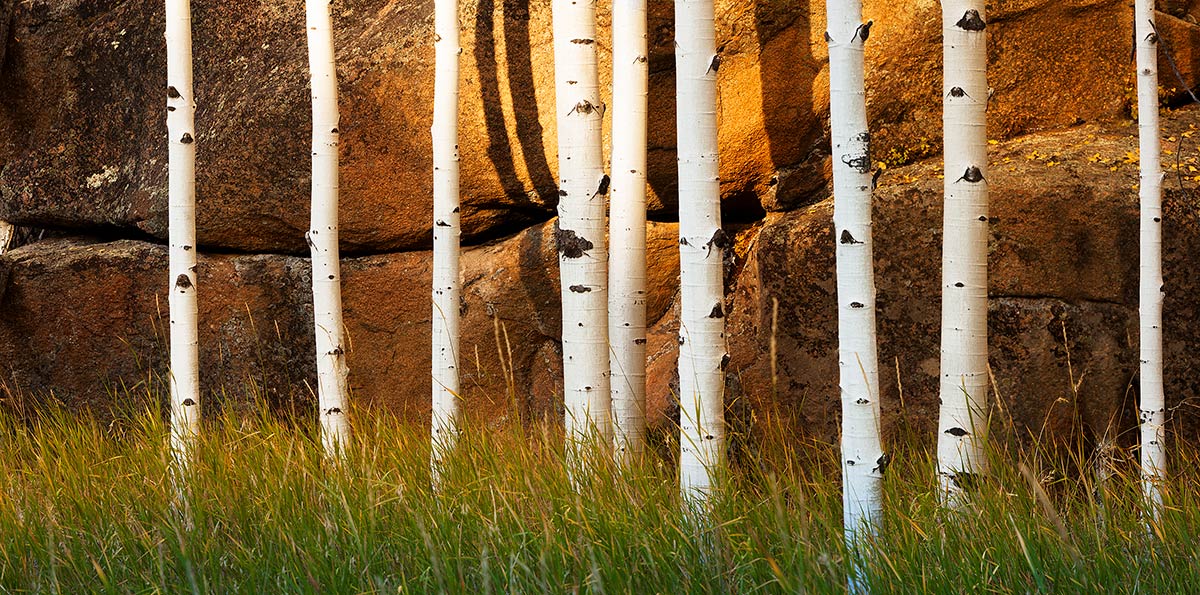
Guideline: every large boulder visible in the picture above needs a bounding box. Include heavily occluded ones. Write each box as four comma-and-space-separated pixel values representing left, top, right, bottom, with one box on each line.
0, 219, 683, 422
7, 109, 1200, 448
0, 0, 1184, 252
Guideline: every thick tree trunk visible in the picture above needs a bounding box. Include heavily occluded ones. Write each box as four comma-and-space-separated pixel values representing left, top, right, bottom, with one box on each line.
936, 0, 989, 500
675, 0, 726, 502
306, 0, 351, 457
166, 0, 200, 459
553, 0, 610, 446
826, 1, 883, 547
1135, 0, 1165, 516
430, 0, 462, 477
609, 0, 649, 462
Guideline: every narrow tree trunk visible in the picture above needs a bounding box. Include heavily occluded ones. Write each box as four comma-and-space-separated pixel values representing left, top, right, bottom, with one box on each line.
936, 0, 989, 500
553, 0, 610, 446
166, 0, 200, 459
430, 0, 462, 478
609, 0, 649, 462
0, 222, 14, 255
1135, 0, 1165, 517
676, 0, 726, 502
306, 0, 351, 457
827, 1, 883, 547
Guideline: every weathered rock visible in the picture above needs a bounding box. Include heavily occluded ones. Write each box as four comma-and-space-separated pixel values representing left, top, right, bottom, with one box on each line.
0, 0, 1187, 251
0, 220, 683, 423
723, 113, 1200, 449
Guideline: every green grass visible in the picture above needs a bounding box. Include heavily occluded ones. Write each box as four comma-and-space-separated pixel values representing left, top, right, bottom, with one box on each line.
0, 404, 1197, 594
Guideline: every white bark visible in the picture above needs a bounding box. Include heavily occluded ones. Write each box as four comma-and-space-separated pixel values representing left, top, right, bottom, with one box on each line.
430, 0, 462, 476
553, 0, 610, 445
827, 2, 883, 546
166, 0, 200, 459
676, 0, 726, 502
936, 0, 989, 499
306, 0, 351, 457
0, 221, 14, 255
1135, 0, 1165, 516
609, 0, 649, 462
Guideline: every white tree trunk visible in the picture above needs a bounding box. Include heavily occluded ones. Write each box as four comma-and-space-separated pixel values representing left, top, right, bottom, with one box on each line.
166, 0, 200, 459
676, 0, 726, 502
936, 0, 989, 499
553, 0, 610, 445
430, 0, 462, 477
0, 221, 14, 255
609, 0, 649, 462
827, 2, 883, 546
1135, 0, 1165, 516
306, 0, 351, 457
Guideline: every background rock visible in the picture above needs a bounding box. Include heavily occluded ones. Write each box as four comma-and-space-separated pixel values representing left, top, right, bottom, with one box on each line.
0, 0, 1184, 252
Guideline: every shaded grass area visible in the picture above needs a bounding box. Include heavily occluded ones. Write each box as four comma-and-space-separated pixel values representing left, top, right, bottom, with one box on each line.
0, 404, 1198, 594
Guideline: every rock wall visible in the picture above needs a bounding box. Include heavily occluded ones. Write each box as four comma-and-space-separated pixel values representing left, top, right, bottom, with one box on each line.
4, 0, 1200, 449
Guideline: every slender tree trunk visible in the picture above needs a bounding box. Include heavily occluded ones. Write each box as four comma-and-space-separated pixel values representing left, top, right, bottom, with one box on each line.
609, 0, 649, 462
936, 0, 989, 500
166, 0, 200, 459
827, 2, 883, 547
306, 0, 351, 457
1135, 0, 1165, 516
430, 0, 462, 478
553, 0, 610, 446
0, 222, 14, 255
676, 0, 726, 502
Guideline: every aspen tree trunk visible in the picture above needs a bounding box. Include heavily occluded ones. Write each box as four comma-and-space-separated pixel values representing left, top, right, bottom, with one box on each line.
826, 1, 883, 547
0, 222, 14, 255
935, 0, 989, 499
609, 0, 649, 462
676, 0, 727, 502
166, 0, 200, 459
553, 0, 611, 446
1135, 0, 1165, 516
430, 0, 462, 477
306, 0, 351, 457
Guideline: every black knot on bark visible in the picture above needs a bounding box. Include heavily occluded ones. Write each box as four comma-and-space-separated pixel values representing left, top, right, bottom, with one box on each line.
944, 427, 970, 437
840, 229, 863, 245
677, 335, 686, 345
634, 338, 647, 345
720, 353, 731, 370
954, 282, 965, 288
570, 100, 598, 115
850, 302, 865, 309
569, 284, 592, 293
824, 31, 833, 43
181, 398, 196, 407
873, 453, 890, 475
707, 54, 722, 74
596, 174, 611, 196
326, 407, 342, 415
708, 303, 724, 318
706, 228, 731, 253
842, 153, 871, 173
174, 274, 193, 289
856, 20, 873, 42
957, 166, 985, 183
558, 189, 568, 197
949, 86, 966, 98
180, 133, 194, 144
555, 225, 594, 259
956, 9, 986, 31
435, 219, 451, 227
570, 38, 595, 44
167, 86, 181, 99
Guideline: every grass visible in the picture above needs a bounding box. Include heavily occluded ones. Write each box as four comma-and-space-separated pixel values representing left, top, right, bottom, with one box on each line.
0, 402, 1197, 594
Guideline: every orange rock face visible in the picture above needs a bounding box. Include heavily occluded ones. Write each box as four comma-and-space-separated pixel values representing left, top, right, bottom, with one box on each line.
0, 0, 1183, 251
